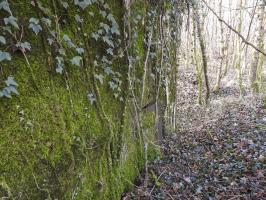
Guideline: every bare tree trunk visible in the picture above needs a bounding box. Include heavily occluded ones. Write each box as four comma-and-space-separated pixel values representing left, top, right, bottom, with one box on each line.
235, 0, 244, 98
194, 8, 210, 104
186, 19, 192, 69
223, 0, 233, 77
192, 15, 203, 105
173, 12, 183, 131
214, 0, 225, 92
250, 1, 265, 92
243, 0, 259, 72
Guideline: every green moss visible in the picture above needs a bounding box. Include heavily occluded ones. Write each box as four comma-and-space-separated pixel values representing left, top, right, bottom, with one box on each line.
0, 1, 157, 199
0, 55, 151, 199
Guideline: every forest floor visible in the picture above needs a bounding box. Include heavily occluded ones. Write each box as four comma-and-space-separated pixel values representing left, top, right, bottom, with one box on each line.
123, 68, 266, 200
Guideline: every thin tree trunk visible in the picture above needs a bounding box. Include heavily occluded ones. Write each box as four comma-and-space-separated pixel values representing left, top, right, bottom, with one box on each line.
250, 1, 265, 92
192, 15, 203, 105
214, 0, 225, 92
194, 9, 210, 104
243, 0, 259, 72
235, 0, 244, 98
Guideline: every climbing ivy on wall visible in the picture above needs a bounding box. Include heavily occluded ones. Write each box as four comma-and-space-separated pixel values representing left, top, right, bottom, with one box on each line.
0, 0, 188, 199
0, 0, 19, 98
0, 0, 124, 101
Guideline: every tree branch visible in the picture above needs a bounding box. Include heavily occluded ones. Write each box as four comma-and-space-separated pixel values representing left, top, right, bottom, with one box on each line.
201, 0, 266, 57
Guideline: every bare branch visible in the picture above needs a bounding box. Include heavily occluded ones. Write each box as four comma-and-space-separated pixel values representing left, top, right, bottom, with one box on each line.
201, 0, 266, 57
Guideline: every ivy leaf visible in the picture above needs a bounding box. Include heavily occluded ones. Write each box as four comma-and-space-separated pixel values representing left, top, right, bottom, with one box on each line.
104, 66, 113, 75
70, 56, 82, 66
116, 72, 122, 77
106, 48, 113, 55
111, 24, 120, 35
6, 86, 19, 95
93, 60, 98, 66
107, 14, 116, 23
136, 15, 142, 20
29, 17, 39, 24
95, 74, 104, 84
74, 0, 92, 10
67, 40, 76, 49
2, 88, 11, 98
0, 1, 11, 14
16, 42, 31, 51
56, 65, 63, 74
5, 76, 18, 87
56, 56, 64, 63
102, 36, 114, 48
4, 16, 19, 29
100, 10, 107, 18
0, 36, 6, 44
41, 17, 51, 27
97, 29, 104, 35
3, 26, 12, 34
109, 81, 117, 90
47, 38, 53, 45
61, 1, 69, 9
87, 92, 95, 105
29, 18, 42, 35
63, 34, 75, 48
103, 3, 109, 9
91, 32, 100, 41
76, 47, 84, 55
59, 48, 66, 56
75, 14, 83, 23
101, 56, 109, 64
150, 52, 156, 58
0, 51, 11, 61
100, 23, 110, 33
63, 34, 71, 42
55, 56, 64, 74
113, 77, 121, 84
36, 2, 51, 15
21, 42, 31, 51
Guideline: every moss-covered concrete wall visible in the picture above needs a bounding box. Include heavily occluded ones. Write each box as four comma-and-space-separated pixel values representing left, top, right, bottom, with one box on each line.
0, 0, 156, 199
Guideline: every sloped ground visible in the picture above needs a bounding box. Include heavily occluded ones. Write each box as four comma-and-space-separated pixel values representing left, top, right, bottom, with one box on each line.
123, 68, 266, 200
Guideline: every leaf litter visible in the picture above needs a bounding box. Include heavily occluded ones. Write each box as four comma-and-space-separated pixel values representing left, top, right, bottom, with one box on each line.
123, 69, 266, 200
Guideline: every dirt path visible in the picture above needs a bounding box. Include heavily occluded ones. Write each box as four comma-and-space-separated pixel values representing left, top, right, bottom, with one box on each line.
123, 69, 266, 200
124, 98, 265, 200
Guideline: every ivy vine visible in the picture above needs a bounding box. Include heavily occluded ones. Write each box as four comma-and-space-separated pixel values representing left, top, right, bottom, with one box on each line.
0, 0, 124, 102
